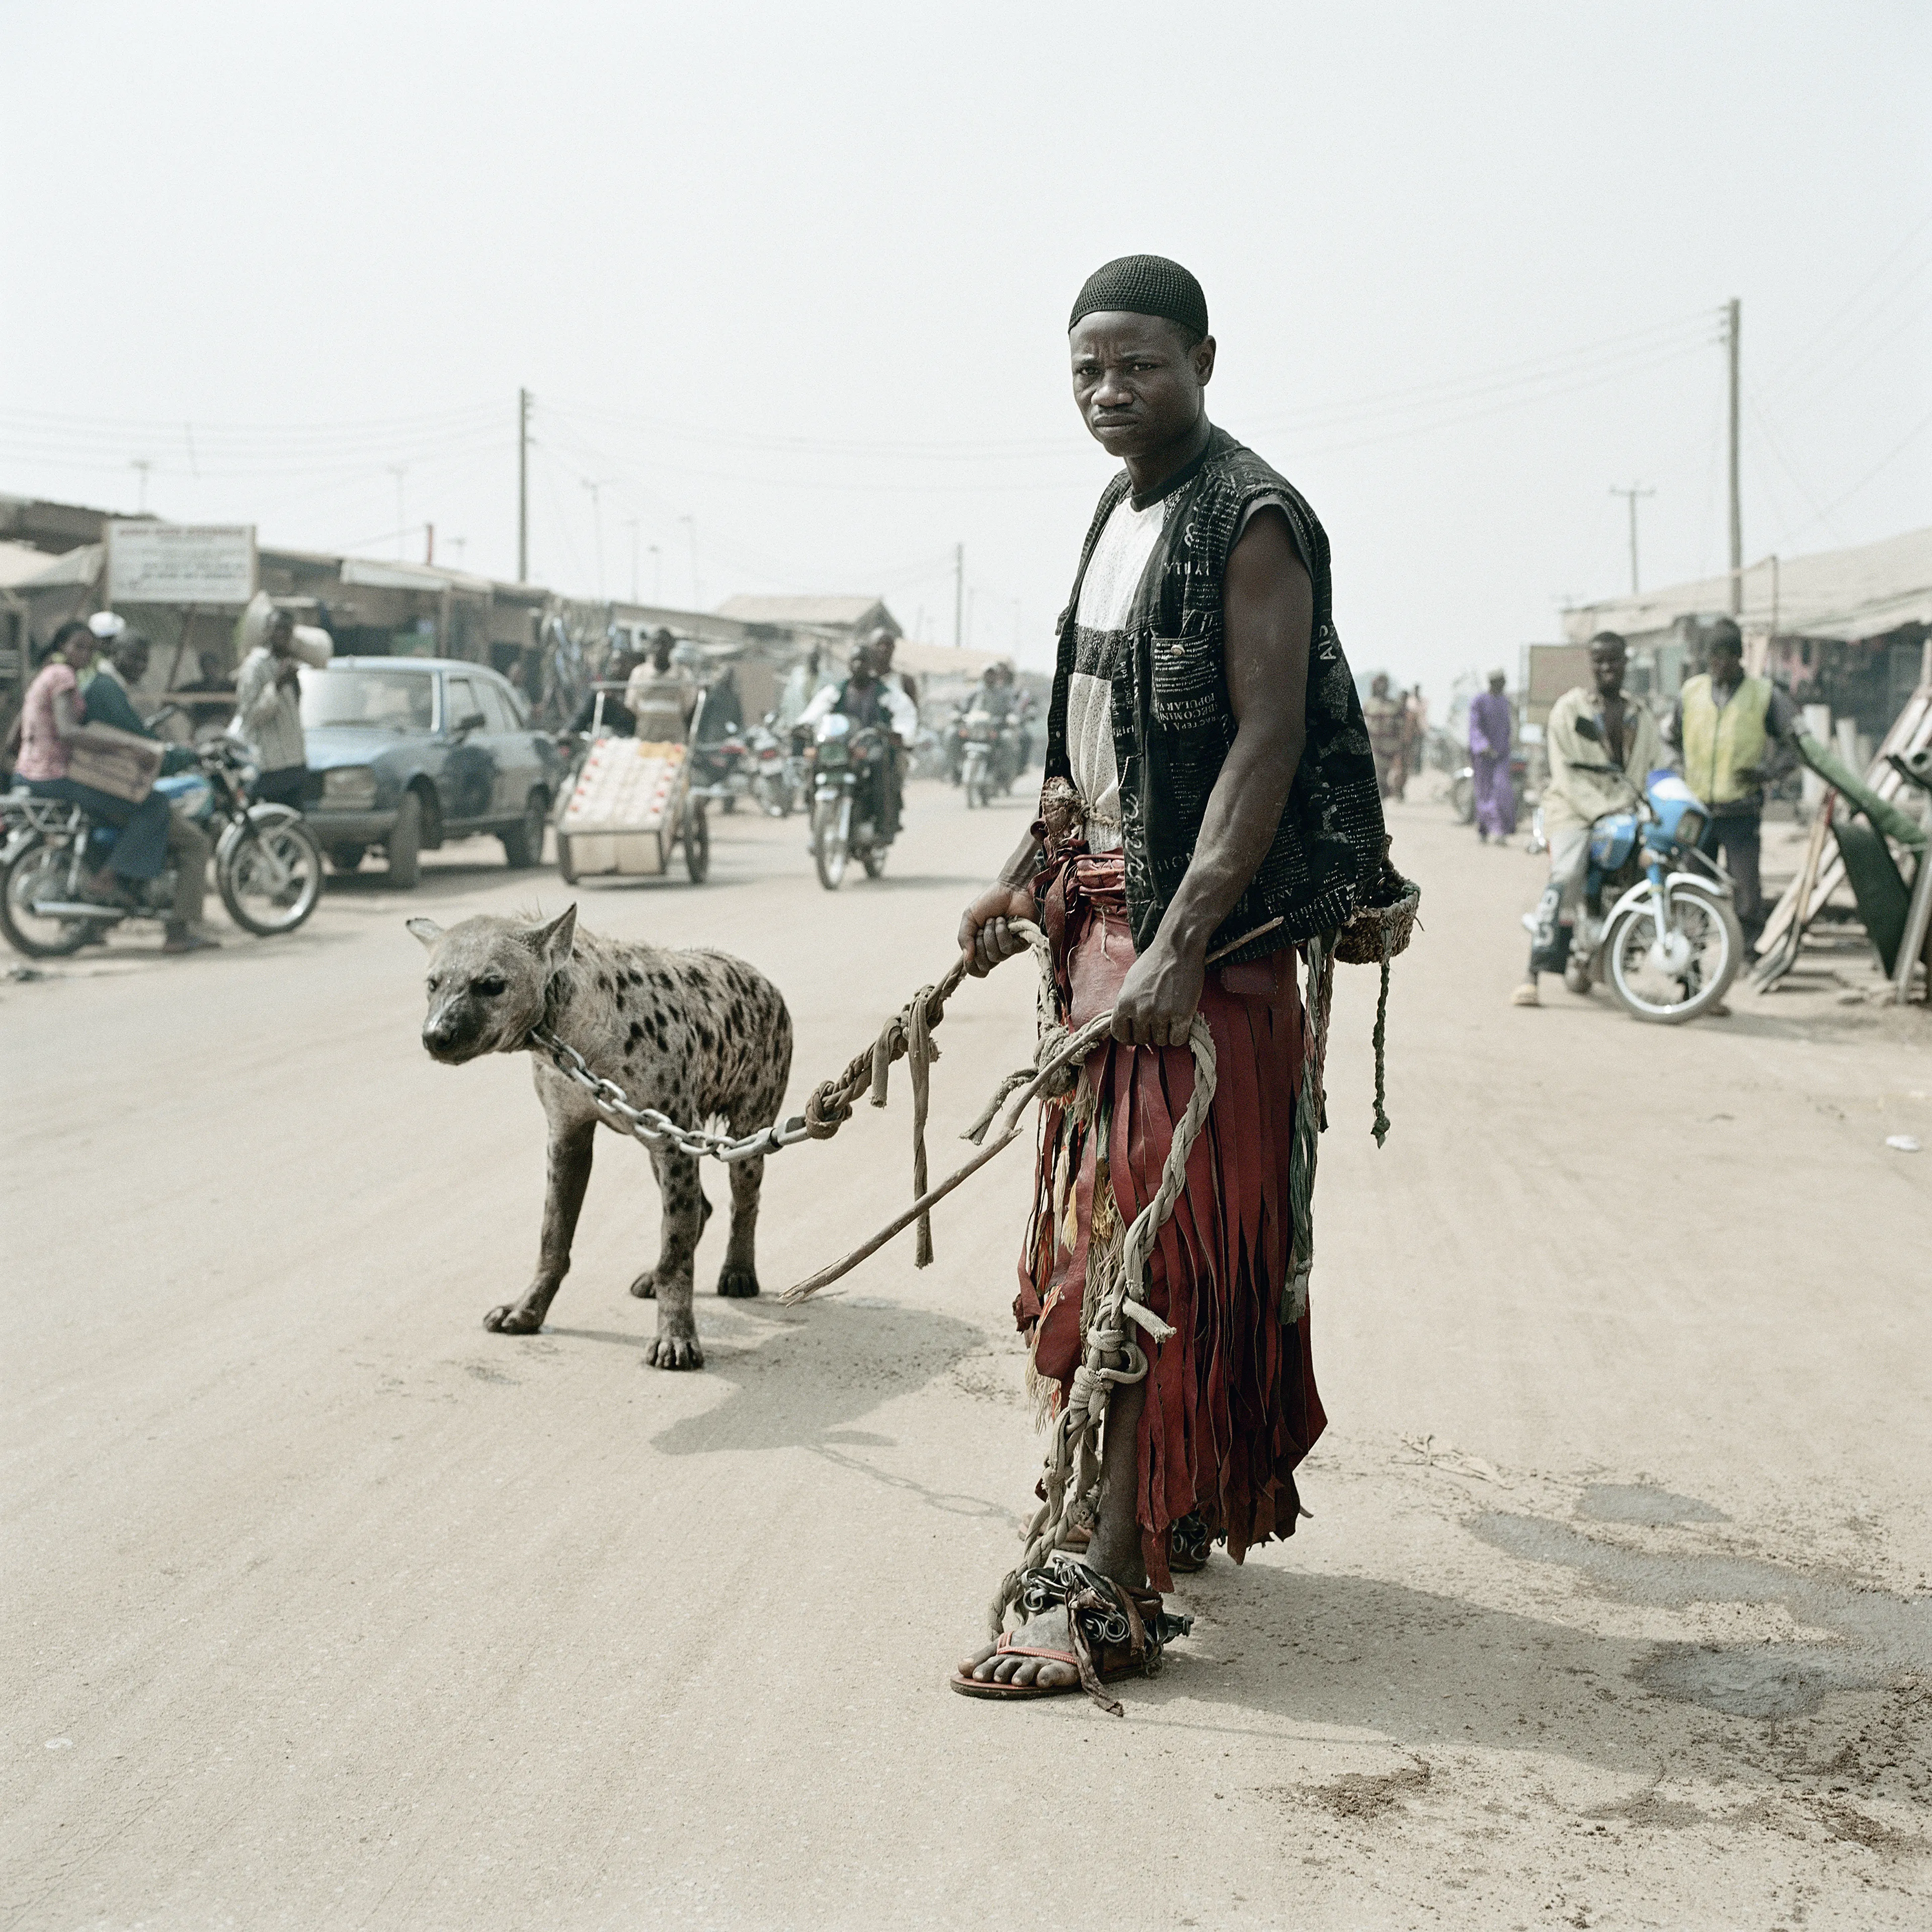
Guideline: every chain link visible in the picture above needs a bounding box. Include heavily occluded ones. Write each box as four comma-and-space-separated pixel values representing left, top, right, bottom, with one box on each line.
530, 1028, 814, 1164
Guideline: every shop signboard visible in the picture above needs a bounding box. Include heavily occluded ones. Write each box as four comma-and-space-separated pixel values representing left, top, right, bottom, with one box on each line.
106, 522, 258, 606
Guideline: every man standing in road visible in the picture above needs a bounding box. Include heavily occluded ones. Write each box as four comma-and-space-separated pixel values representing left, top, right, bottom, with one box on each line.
624, 628, 696, 744
1468, 670, 1517, 842
1512, 631, 1663, 1007
1363, 672, 1406, 799
953, 254, 1386, 1704
232, 598, 326, 810
1664, 619, 1799, 955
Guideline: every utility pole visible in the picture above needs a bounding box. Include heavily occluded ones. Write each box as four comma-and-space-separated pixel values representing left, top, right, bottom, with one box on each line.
1609, 484, 1655, 594
425, 522, 435, 567
517, 387, 531, 583
130, 458, 153, 512
582, 478, 613, 598
1724, 298, 1742, 616
953, 542, 963, 649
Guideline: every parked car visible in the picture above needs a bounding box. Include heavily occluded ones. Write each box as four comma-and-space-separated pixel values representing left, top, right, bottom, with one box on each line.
298, 657, 564, 887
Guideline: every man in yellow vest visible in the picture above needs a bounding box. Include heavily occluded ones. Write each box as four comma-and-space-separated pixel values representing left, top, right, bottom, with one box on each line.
1666, 619, 1801, 953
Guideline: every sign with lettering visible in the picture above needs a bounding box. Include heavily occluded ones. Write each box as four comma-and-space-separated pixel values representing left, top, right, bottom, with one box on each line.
106, 522, 258, 606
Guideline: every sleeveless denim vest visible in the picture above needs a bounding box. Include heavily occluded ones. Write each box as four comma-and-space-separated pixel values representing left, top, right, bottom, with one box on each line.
1043, 427, 1386, 961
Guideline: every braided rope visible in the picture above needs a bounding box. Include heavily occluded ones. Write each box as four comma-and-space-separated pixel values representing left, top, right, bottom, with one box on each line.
989, 1013, 1217, 1635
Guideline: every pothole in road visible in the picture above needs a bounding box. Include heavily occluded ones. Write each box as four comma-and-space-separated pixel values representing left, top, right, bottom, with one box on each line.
1473, 1512, 1932, 1718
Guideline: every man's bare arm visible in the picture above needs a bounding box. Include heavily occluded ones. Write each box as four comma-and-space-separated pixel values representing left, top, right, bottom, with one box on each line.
957, 827, 1042, 976
1110, 507, 1311, 1044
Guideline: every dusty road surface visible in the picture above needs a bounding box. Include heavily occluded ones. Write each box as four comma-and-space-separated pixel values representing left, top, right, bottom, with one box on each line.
6, 781, 1930, 1930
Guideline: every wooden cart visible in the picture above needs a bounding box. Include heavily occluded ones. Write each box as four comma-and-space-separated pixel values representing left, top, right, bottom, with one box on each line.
555, 730, 709, 885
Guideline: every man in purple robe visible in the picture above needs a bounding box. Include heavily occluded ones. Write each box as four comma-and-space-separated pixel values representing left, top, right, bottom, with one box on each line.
1468, 670, 1516, 842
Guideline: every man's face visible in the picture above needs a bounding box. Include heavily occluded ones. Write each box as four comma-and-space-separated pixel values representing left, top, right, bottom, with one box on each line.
115, 642, 150, 684
849, 648, 875, 684
1489, 674, 1507, 695
199, 653, 222, 681
1591, 648, 1627, 700
269, 615, 295, 657
1710, 643, 1743, 686
1371, 675, 1389, 698
1070, 313, 1213, 461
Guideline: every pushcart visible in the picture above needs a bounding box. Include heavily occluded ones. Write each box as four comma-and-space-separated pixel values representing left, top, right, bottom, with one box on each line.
555, 686, 709, 886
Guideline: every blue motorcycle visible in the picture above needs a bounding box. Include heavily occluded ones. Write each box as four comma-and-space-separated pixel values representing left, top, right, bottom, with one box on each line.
1527, 768, 1744, 1023
2, 730, 323, 958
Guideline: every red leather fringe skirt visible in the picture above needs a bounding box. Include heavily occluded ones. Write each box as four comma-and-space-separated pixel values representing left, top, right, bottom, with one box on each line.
1016, 853, 1325, 1592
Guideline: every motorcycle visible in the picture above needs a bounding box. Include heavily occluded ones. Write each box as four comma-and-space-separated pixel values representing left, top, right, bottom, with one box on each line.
808, 713, 893, 890
959, 707, 1021, 809
1451, 749, 1529, 826
2, 735, 324, 958
1522, 765, 1743, 1023
689, 733, 751, 813
746, 714, 794, 818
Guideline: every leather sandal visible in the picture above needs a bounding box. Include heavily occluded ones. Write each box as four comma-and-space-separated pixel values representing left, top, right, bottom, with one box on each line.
949, 1554, 1191, 1713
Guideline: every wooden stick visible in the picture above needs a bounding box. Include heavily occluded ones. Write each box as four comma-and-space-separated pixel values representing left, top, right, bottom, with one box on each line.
780, 1120, 1029, 1303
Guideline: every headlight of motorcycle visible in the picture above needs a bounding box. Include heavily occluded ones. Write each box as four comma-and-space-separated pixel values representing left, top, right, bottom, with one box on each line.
1675, 810, 1704, 849
322, 766, 378, 809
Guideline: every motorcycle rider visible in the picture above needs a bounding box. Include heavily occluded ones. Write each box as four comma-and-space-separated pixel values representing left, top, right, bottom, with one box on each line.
863, 628, 918, 820
998, 661, 1035, 772
80, 632, 219, 953
1512, 631, 1663, 1007
797, 639, 918, 836
959, 662, 1023, 793
15, 622, 212, 954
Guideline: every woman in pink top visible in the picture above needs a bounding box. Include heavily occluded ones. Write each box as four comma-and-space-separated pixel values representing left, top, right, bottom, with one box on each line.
16, 620, 174, 903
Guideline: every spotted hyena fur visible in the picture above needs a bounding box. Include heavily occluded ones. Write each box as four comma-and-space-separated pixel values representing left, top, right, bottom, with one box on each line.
410, 905, 793, 1370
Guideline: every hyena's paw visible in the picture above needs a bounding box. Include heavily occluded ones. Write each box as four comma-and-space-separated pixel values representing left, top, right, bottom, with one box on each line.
717, 1265, 760, 1299
645, 1328, 705, 1371
628, 1269, 658, 1300
484, 1301, 544, 1334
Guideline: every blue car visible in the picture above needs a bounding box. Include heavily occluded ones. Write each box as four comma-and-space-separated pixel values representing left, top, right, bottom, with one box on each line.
298, 657, 563, 888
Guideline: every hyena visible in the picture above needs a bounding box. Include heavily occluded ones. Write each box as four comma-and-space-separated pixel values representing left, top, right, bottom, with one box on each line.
410, 905, 792, 1369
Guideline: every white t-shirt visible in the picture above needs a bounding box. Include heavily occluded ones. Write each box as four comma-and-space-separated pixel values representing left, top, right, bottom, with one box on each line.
1063, 487, 1289, 851
1065, 495, 1169, 851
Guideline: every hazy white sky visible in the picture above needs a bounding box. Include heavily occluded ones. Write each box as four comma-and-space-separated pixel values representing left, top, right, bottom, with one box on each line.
5, 2, 1928, 688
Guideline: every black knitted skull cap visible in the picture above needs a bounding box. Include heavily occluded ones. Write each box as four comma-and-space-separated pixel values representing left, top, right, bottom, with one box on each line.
1069, 255, 1209, 341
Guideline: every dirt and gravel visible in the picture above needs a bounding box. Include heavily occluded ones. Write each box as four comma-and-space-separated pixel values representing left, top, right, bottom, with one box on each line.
5, 781, 1928, 1929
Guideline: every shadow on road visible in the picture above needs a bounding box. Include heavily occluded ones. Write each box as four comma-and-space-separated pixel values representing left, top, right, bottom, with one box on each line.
1128, 1517, 1930, 1807
647, 1297, 987, 1459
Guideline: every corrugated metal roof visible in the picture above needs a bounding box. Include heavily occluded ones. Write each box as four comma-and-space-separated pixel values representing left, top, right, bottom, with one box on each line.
1563, 526, 1932, 644
713, 595, 899, 631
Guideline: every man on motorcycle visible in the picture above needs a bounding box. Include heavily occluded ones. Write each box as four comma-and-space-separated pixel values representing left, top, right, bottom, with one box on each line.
797, 640, 918, 835
15, 622, 214, 954
81, 633, 219, 952
1512, 631, 1663, 1007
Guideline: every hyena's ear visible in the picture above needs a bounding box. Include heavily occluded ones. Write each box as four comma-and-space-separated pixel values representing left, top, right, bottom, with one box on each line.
407, 917, 443, 950
527, 904, 577, 962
